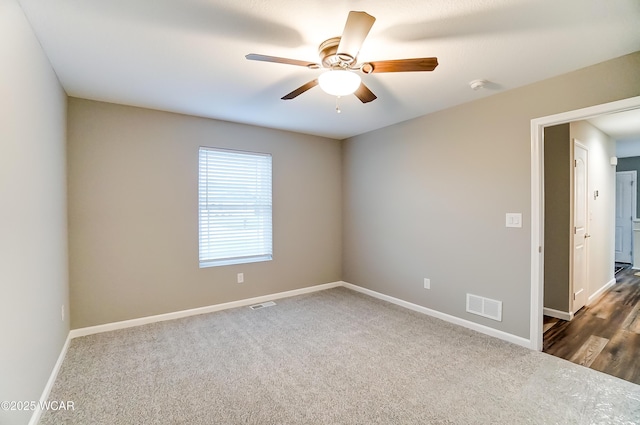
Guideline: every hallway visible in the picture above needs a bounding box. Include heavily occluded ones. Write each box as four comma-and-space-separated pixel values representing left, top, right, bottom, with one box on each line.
543, 267, 640, 384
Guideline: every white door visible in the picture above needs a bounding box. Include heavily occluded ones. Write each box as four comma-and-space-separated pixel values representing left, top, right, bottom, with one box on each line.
615, 171, 635, 264
573, 141, 589, 313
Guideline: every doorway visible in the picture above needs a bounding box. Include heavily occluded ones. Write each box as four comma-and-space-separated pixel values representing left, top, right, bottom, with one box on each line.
530, 95, 640, 351
615, 170, 636, 265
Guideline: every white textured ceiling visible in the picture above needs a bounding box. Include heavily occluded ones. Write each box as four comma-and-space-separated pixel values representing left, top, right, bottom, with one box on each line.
17, 0, 640, 140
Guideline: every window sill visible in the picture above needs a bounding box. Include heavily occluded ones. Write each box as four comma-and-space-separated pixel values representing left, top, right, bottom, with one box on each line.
199, 255, 272, 268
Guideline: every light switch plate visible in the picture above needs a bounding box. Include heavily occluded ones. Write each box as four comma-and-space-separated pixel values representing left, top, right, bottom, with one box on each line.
506, 213, 522, 228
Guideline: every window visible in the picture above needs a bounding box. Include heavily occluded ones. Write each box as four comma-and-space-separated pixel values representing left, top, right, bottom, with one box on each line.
198, 147, 272, 267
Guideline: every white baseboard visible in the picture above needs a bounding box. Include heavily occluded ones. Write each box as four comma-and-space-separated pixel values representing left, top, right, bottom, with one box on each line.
70, 281, 342, 339
39, 278, 537, 424
28, 334, 71, 425
69, 280, 533, 350
543, 307, 573, 321
588, 278, 616, 305
341, 282, 532, 349
542, 277, 616, 321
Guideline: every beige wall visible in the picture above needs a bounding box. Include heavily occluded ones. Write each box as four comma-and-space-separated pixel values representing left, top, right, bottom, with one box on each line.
67, 99, 342, 328
544, 124, 571, 312
0, 1, 69, 424
343, 52, 640, 339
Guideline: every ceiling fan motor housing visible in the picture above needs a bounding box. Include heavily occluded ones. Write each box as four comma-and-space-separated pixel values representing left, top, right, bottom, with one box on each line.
319, 37, 354, 68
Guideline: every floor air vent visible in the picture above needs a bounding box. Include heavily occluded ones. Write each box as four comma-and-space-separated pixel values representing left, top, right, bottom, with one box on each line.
249, 301, 276, 310
466, 294, 502, 321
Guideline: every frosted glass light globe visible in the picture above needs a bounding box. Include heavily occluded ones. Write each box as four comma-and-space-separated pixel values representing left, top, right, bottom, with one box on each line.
318, 70, 361, 96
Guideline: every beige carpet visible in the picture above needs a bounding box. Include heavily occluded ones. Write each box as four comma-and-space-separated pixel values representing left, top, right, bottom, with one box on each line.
40, 287, 640, 424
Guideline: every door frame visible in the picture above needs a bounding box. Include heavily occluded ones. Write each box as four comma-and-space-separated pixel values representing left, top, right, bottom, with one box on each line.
615, 170, 637, 264
530, 95, 640, 351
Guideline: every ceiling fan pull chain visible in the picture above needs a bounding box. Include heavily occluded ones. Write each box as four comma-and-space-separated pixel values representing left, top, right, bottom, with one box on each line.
335, 96, 342, 114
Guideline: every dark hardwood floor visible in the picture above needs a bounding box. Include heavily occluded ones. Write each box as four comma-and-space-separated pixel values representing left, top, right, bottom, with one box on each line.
543, 266, 640, 385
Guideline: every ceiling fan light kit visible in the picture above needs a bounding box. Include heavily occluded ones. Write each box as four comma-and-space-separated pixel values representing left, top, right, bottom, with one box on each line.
318, 70, 361, 96
246, 10, 439, 109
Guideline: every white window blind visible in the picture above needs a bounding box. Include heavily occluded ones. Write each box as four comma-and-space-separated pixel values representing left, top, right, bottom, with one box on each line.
198, 147, 272, 268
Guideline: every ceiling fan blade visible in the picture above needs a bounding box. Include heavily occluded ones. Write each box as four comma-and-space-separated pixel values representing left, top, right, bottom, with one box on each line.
354, 82, 377, 103
337, 11, 376, 61
367, 57, 439, 73
281, 79, 319, 100
246, 54, 319, 69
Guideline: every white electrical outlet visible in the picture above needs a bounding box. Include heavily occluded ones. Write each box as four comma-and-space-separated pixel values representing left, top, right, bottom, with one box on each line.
424, 278, 430, 289
61, 305, 65, 321
237, 273, 244, 284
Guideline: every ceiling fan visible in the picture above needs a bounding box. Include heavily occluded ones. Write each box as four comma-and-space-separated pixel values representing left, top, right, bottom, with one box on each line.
246, 11, 438, 105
